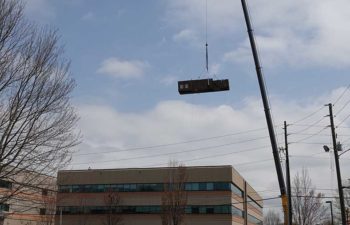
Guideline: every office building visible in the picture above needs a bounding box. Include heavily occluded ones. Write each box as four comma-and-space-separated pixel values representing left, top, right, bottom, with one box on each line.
0, 171, 56, 225
56, 165, 263, 225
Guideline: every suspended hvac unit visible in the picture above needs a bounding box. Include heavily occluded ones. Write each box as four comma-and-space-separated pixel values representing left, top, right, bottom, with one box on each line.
178, 78, 229, 95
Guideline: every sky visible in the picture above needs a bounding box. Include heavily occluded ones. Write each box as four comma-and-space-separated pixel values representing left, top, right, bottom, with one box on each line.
24, 0, 350, 215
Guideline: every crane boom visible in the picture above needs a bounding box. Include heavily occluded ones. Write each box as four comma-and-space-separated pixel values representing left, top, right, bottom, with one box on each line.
240, 0, 288, 224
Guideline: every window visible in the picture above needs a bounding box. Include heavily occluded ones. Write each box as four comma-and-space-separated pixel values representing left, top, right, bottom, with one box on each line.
0, 204, 9, 212
40, 208, 46, 215
231, 183, 243, 196
231, 206, 243, 217
130, 184, 137, 191
191, 183, 199, 191
72, 185, 80, 193
199, 207, 206, 214
206, 207, 214, 214
191, 207, 199, 214
59, 185, 71, 193
199, 183, 207, 191
248, 197, 262, 209
0, 180, 12, 189
97, 184, 105, 192
206, 182, 214, 190
248, 214, 263, 225
42, 189, 48, 196
214, 182, 230, 191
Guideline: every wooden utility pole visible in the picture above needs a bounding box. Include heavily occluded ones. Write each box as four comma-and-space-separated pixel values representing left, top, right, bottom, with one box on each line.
284, 121, 292, 225
327, 103, 347, 225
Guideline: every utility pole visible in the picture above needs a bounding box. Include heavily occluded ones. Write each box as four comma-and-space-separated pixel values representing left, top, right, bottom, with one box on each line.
240, 0, 288, 223
327, 103, 347, 225
284, 121, 292, 225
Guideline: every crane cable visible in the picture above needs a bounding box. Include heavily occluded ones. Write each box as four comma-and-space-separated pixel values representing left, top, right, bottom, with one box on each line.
205, 0, 209, 73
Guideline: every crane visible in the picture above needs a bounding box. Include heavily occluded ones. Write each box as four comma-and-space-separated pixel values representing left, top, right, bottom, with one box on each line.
240, 0, 289, 224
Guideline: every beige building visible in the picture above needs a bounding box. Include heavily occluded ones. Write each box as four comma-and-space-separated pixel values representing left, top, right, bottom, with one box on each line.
56, 165, 263, 225
0, 171, 56, 225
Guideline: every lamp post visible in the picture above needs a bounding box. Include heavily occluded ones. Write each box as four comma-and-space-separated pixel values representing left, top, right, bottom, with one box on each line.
326, 201, 334, 225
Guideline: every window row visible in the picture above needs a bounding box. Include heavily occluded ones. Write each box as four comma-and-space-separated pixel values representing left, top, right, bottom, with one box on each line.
248, 197, 263, 209
247, 214, 263, 225
59, 182, 242, 196
58, 205, 242, 216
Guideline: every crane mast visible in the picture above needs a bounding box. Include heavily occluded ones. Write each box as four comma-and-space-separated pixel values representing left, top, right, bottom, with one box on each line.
240, 0, 289, 224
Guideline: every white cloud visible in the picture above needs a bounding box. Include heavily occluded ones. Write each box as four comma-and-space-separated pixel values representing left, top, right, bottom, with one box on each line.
97, 58, 149, 79
173, 29, 198, 43
72, 86, 350, 211
165, 0, 350, 68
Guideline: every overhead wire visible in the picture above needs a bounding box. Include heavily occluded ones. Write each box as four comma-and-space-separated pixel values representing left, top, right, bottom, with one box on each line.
161, 152, 273, 169
74, 127, 274, 156
289, 117, 326, 135
336, 112, 350, 127
334, 98, 350, 116
290, 106, 325, 125
333, 84, 350, 106
289, 126, 328, 144
75, 135, 272, 158
72, 144, 272, 166
290, 124, 329, 128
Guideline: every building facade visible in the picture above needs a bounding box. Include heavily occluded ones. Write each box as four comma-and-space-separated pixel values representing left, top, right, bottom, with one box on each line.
56, 165, 263, 225
0, 171, 56, 225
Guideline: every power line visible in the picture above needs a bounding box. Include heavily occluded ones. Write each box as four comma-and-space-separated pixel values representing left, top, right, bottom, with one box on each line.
289, 133, 350, 137
74, 128, 273, 156
290, 124, 328, 128
289, 142, 329, 145
290, 106, 325, 125
333, 84, 350, 106
72, 144, 271, 166
337, 112, 350, 127
290, 126, 328, 143
289, 117, 326, 134
143, 148, 273, 168
335, 99, 350, 116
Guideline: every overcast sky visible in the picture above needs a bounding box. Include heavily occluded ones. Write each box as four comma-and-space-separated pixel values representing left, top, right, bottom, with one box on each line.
24, 0, 350, 213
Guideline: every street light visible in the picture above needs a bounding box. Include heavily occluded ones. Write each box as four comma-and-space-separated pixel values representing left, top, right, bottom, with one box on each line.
326, 201, 334, 225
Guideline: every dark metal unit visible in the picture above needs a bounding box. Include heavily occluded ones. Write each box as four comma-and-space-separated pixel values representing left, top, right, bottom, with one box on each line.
178, 79, 229, 95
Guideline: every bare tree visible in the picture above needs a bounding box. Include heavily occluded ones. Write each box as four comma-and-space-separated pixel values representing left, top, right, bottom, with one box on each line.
264, 210, 281, 225
102, 189, 123, 225
38, 190, 56, 225
292, 168, 327, 225
161, 161, 188, 225
0, 0, 79, 203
